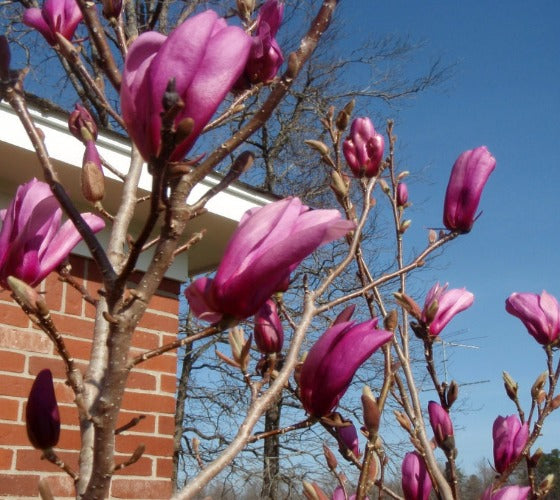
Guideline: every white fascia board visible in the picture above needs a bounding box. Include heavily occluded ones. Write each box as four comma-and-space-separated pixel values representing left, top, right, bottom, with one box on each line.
0, 101, 271, 218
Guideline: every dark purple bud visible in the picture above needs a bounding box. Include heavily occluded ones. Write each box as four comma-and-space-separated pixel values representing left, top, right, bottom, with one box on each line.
102, 0, 122, 19
26, 369, 60, 450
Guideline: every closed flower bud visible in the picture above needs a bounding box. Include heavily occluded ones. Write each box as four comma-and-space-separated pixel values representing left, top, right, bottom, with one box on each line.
254, 299, 284, 354
397, 183, 408, 207
394, 410, 411, 433
336, 421, 360, 458
229, 327, 251, 371
237, 0, 256, 20
26, 369, 60, 450
493, 415, 529, 473
528, 448, 543, 467
399, 219, 412, 234
537, 473, 554, 497
502, 371, 518, 402
69, 104, 98, 143
81, 141, 105, 202
393, 292, 423, 321
443, 146, 496, 233
362, 386, 380, 436
402, 452, 432, 500
305, 139, 330, 156
481, 485, 531, 500
398, 170, 410, 180
7, 276, 49, 315
101, 0, 122, 19
428, 229, 438, 244
551, 394, 560, 410
383, 309, 398, 332
330, 170, 349, 199
343, 117, 384, 178
332, 304, 356, 325
335, 100, 355, 131
446, 380, 459, 408
428, 401, 455, 454
531, 371, 548, 400
323, 443, 338, 470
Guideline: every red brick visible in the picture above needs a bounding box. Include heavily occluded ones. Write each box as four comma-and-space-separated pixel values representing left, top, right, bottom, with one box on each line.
58, 404, 80, 427
116, 412, 156, 435
127, 371, 157, 392
131, 351, 176, 374
53, 380, 76, 404
56, 428, 81, 451
121, 391, 175, 414
0, 302, 30, 328
0, 372, 33, 398
160, 374, 177, 394
113, 455, 153, 476
50, 313, 94, 340
158, 415, 175, 437
0, 350, 26, 373
64, 337, 93, 361
138, 311, 178, 333
65, 283, 85, 316
0, 473, 41, 495
0, 422, 31, 446
111, 478, 172, 499
69, 254, 87, 280
0, 397, 20, 421
28, 355, 71, 379
16, 449, 79, 473
0, 447, 13, 469
43, 271, 64, 312
131, 330, 160, 350
0, 327, 50, 353
147, 293, 179, 316
44, 473, 76, 496
115, 433, 173, 456
156, 457, 173, 478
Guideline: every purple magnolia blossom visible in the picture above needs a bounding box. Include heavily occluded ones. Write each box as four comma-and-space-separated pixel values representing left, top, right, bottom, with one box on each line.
23, 0, 83, 46
0, 179, 105, 287
493, 415, 529, 473
401, 451, 432, 500
299, 319, 392, 417
505, 291, 560, 345
254, 299, 284, 354
243, 0, 284, 84
397, 182, 408, 207
336, 422, 360, 457
421, 282, 474, 336
121, 10, 252, 161
481, 485, 531, 500
26, 369, 60, 450
428, 401, 454, 449
443, 146, 496, 233
342, 117, 385, 178
185, 197, 355, 322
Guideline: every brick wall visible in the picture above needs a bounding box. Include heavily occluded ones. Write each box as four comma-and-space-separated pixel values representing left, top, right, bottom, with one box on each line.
0, 255, 180, 499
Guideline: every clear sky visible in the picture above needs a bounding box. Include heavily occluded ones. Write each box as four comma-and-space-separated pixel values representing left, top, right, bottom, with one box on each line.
339, 1, 560, 473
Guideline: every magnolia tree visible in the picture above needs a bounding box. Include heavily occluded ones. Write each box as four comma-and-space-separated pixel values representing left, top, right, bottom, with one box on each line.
0, 0, 558, 499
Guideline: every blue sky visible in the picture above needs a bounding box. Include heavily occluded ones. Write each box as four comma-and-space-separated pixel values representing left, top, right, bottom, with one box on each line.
338, 1, 560, 473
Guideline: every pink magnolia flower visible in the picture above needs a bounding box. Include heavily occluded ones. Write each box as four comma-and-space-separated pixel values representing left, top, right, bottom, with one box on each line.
23, 0, 83, 46
428, 401, 454, 450
120, 10, 252, 161
493, 415, 529, 473
0, 179, 105, 287
331, 487, 366, 500
185, 197, 355, 322
254, 299, 284, 354
342, 117, 385, 178
401, 451, 432, 500
505, 291, 560, 345
481, 485, 531, 500
243, 0, 284, 85
443, 146, 496, 233
26, 369, 60, 450
299, 319, 392, 417
397, 182, 408, 207
421, 282, 474, 336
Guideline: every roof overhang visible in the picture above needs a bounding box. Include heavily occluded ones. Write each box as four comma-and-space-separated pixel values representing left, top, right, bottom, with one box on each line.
0, 101, 273, 281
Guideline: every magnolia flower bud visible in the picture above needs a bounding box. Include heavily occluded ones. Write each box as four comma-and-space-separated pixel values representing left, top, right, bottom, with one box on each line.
428, 229, 438, 244
531, 371, 548, 400
304, 139, 330, 156
228, 327, 251, 372
397, 183, 408, 207
393, 292, 423, 321
399, 219, 412, 234
446, 381, 459, 408
394, 410, 411, 432
81, 141, 105, 202
102, 0, 122, 19
362, 386, 380, 436
68, 104, 98, 143
335, 100, 355, 131
7, 276, 49, 315
323, 444, 338, 470
503, 371, 518, 401
538, 474, 554, 497
330, 170, 350, 199
26, 369, 60, 450
383, 310, 398, 332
